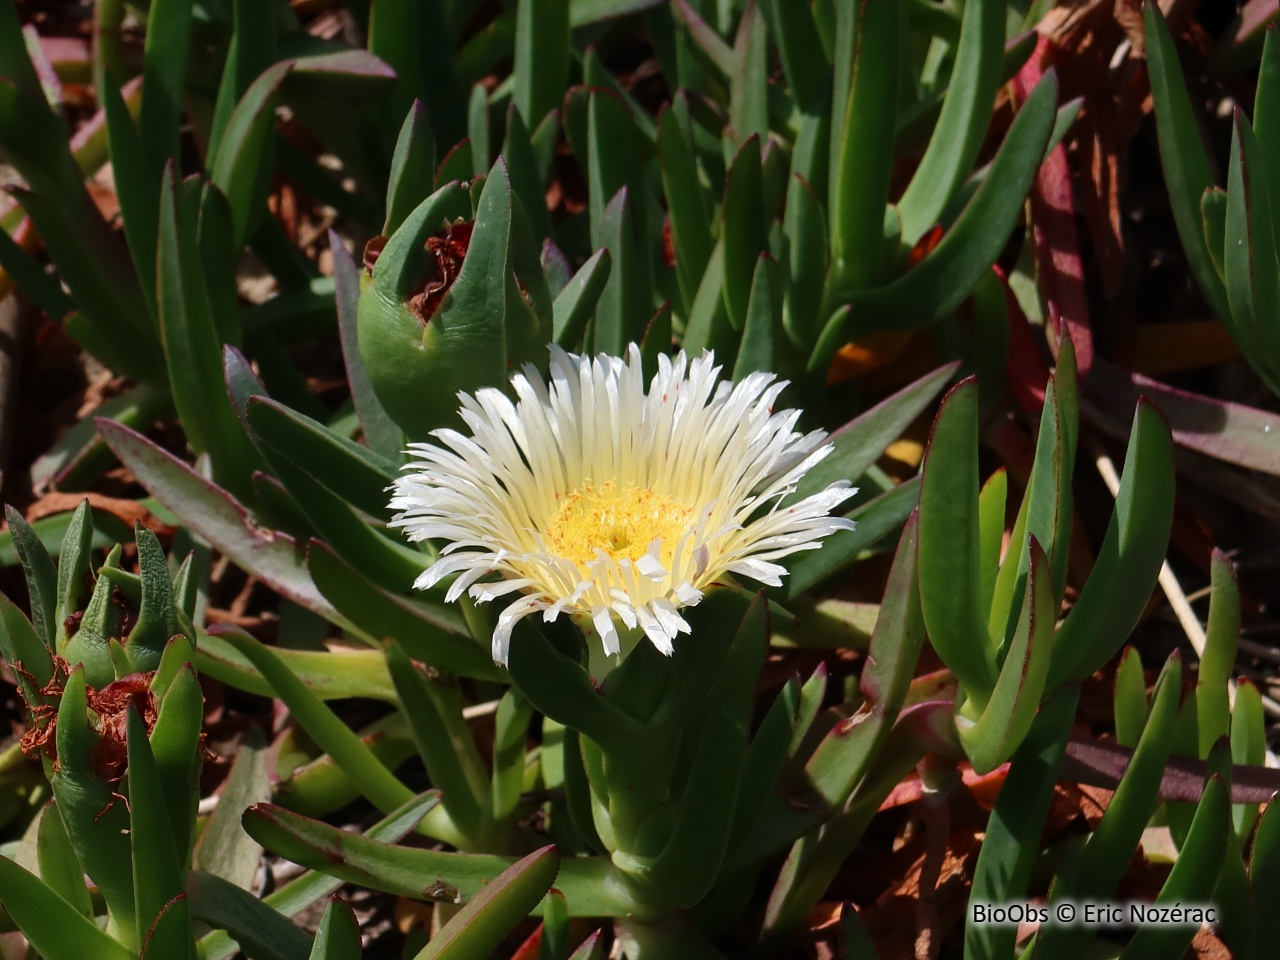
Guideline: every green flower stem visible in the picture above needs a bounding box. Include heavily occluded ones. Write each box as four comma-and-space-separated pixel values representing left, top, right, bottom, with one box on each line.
597, 733, 678, 860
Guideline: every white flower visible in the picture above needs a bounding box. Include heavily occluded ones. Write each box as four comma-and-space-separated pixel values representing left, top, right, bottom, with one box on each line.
389, 345, 856, 665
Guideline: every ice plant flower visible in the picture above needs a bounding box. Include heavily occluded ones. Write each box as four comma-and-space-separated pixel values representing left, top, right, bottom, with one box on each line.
389, 345, 856, 665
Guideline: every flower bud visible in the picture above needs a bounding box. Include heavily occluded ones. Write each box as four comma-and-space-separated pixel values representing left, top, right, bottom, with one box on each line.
358, 158, 552, 440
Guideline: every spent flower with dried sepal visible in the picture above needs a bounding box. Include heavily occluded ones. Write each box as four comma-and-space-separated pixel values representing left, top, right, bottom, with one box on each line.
389, 344, 856, 665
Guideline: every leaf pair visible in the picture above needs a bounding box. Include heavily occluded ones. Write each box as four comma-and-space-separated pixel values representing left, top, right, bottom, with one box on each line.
918, 340, 1174, 772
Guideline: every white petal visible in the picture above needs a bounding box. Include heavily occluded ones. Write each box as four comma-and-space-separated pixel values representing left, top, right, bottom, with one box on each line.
493, 595, 545, 665
593, 605, 620, 656
389, 341, 854, 665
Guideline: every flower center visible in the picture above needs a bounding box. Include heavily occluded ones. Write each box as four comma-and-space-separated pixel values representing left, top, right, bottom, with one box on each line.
543, 481, 693, 569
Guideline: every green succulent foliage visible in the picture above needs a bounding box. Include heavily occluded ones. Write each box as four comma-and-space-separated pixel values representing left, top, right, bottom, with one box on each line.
1148, 3, 1280, 398
358, 156, 555, 440
917, 338, 1176, 772
0, 521, 459, 960
1, 2, 1270, 959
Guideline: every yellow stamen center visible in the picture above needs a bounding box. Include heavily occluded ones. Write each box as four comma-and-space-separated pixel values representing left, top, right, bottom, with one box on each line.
543, 481, 693, 569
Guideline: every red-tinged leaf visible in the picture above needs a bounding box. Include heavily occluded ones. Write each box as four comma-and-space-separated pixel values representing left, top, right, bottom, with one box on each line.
95, 419, 344, 625
994, 265, 1049, 414
918, 378, 997, 699
1061, 736, 1280, 803
567, 930, 605, 960
289, 49, 396, 85
414, 847, 560, 960
805, 512, 925, 806
509, 923, 542, 960
1084, 359, 1280, 476
670, 0, 735, 75
1012, 36, 1093, 378
242, 803, 632, 916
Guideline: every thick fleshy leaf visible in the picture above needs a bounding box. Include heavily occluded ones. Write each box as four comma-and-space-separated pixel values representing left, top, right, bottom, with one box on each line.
210, 61, 294, 249
1249, 797, 1280, 954
491, 688, 534, 824
788, 363, 958, 506
1084, 359, 1280, 476
0, 855, 131, 960
782, 173, 829, 345
194, 726, 271, 891
896, 0, 1004, 242
1035, 654, 1184, 957
148, 649, 204, 863
187, 871, 311, 960
1049, 400, 1174, 681
680, 240, 734, 356
729, 3, 767, 146
128, 710, 195, 960
761, 701, 955, 940
964, 687, 1078, 960
125, 525, 183, 669
384, 100, 436, 235
246, 427, 422, 593
808, 72, 1058, 366
0, 591, 51, 702
917, 378, 994, 698
306, 542, 497, 681
197, 794, 436, 960
1145, 2, 1230, 322
195, 639, 396, 705
243, 803, 634, 916
1198, 551, 1239, 759
507, 619, 646, 748
988, 373, 1070, 648
215, 630, 422, 822
571, 0, 665, 26
553, 247, 611, 348
100, 71, 159, 320
503, 104, 553, 242
308, 898, 362, 960
1119, 778, 1229, 959
1231, 678, 1265, 838
35, 802, 92, 917
657, 101, 713, 310
208, 0, 276, 166
592, 187, 648, 355
732, 254, 779, 381
721, 136, 766, 332
758, 0, 824, 108
785, 477, 920, 598
632, 600, 769, 908
156, 166, 260, 493
726, 682, 798, 856
329, 235, 402, 458
384, 640, 488, 839
1113, 646, 1148, 749
1223, 109, 1280, 393
274, 716, 416, 818
412, 847, 560, 959
51, 666, 136, 932
246, 394, 396, 515
976, 469, 1007, 615
805, 511, 924, 806
96, 420, 342, 624
1079, 654, 1181, 892
138, 0, 191, 179
514, 0, 569, 129
828, 0, 898, 290
670, 0, 734, 75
